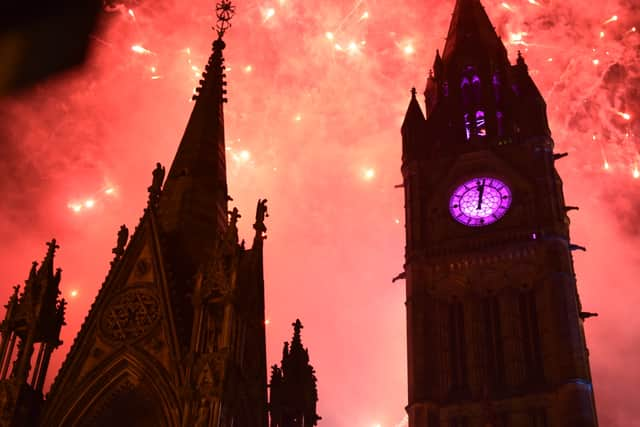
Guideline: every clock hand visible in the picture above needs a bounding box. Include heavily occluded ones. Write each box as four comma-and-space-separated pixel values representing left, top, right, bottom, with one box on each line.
477, 180, 485, 210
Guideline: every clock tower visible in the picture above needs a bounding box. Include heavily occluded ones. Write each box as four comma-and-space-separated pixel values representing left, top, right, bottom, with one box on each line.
401, 0, 598, 426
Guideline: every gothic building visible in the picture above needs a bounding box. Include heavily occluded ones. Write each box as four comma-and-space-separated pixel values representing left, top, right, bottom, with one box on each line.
0, 2, 277, 426
268, 320, 320, 427
401, 0, 598, 426
0, 241, 66, 427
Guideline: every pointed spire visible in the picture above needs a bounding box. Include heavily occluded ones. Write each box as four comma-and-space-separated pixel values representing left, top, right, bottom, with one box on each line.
402, 87, 426, 131
28, 261, 38, 282
38, 239, 59, 277
433, 49, 443, 79
158, 1, 236, 247
442, 0, 508, 66
290, 318, 303, 350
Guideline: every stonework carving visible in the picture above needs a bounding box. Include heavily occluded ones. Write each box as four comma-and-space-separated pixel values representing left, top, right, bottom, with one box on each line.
100, 288, 160, 343
135, 259, 150, 278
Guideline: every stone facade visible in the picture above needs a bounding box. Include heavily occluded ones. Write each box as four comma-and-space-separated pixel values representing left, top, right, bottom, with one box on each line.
401, 1, 599, 426
0, 7, 270, 426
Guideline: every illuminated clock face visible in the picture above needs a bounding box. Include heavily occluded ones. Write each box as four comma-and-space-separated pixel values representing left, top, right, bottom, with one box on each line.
449, 177, 512, 227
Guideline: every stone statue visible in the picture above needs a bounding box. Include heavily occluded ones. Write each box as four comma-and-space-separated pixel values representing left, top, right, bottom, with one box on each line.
148, 162, 165, 204
253, 199, 268, 235
112, 225, 129, 257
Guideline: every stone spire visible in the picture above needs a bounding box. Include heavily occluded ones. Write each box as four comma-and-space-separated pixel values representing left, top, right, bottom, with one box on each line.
158, 1, 235, 253
0, 240, 66, 427
402, 87, 425, 132
441, 0, 509, 67
269, 319, 320, 427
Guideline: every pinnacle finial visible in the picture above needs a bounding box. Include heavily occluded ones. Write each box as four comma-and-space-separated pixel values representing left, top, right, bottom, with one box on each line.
516, 50, 528, 71
215, 0, 236, 39
291, 319, 304, 348
410, 87, 417, 98
45, 239, 60, 261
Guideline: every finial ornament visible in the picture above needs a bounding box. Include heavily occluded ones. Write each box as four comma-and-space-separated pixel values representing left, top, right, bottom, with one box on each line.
215, 0, 236, 38
410, 87, 417, 97
46, 239, 60, 260
229, 207, 241, 227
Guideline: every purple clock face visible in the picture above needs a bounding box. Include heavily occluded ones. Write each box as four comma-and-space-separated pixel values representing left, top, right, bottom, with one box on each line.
449, 177, 512, 227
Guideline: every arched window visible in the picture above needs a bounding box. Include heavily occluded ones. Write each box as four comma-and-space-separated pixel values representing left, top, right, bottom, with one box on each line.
475, 110, 486, 137
492, 73, 502, 103
460, 77, 471, 107
463, 113, 472, 141
496, 111, 504, 136
471, 75, 482, 105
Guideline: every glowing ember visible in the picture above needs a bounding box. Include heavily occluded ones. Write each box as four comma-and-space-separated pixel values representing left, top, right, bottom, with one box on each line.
402, 43, 415, 55
347, 41, 360, 55
509, 32, 528, 46
363, 168, 376, 180
131, 44, 152, 54
263, 8, 276, 22
67, 203, 82, 213
234, 149, 251, 163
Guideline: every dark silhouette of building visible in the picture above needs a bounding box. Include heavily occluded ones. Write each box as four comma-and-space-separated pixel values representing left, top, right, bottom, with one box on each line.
0, 241, 66, 427
400, 0, 598, 426
0, 2, 272, 426
268, 319, 320, 427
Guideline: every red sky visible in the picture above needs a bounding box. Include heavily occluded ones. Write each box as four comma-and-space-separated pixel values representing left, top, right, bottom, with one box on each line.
1, 0, 639, 425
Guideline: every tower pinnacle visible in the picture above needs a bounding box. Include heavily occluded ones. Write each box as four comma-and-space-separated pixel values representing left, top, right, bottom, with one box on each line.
158, 0, 236, 257
442, 0, 508, 67
269, 320, 320, 427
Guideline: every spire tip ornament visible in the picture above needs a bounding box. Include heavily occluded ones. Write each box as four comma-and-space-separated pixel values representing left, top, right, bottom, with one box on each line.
214, 0, 236, 39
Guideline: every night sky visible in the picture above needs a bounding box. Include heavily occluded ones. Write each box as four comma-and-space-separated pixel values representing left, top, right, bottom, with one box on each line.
1, 0, 639, 425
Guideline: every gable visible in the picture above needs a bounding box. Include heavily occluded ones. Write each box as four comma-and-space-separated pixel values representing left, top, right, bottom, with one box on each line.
43, 211, 183, 425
